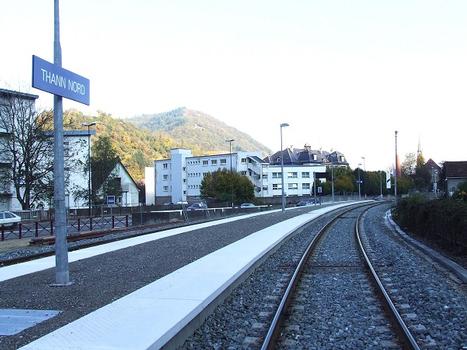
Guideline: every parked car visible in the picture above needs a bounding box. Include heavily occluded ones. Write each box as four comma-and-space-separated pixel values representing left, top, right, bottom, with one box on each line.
240, 203, 256, 208
186, 202, 208, 211
0, 211, 21, 228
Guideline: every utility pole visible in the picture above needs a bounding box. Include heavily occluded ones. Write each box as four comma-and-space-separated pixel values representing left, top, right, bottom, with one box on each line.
379, 171, 383, 198
82, 122, 96, 217
394, 130, 398, 205
313, 171, 317, 204
53, 0, 70, 285
280, 123, 289, 212
357, 165, 362, 200
226, 139, 234, 207
331, 165, 335, 202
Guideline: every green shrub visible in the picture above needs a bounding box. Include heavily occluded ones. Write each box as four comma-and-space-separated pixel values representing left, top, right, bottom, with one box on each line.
394, 195, 467, 248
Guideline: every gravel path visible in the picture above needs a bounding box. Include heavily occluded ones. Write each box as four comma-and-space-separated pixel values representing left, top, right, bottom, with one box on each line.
276, 208, 401, 349
0, 206, 321, 349
361, 204, 467, 349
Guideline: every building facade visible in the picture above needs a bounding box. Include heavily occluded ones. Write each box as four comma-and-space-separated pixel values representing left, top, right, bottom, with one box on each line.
145, 145, 348, 205
59, 130, 95, 209
96, 161, 140, 207
0, 89, 38, 210
0, 88, 98, 210
443, 161, 467, 196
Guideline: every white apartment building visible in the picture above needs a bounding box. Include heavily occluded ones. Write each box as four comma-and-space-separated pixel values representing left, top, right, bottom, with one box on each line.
146, 148, 327, 205
60, 130, 95, 209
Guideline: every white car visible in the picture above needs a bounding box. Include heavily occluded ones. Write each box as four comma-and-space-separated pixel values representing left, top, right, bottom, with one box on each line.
0, 211, 21, 228
240, 203, 256, 208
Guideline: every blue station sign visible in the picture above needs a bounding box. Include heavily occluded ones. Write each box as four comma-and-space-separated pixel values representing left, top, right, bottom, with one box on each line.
32, 55, 90, 105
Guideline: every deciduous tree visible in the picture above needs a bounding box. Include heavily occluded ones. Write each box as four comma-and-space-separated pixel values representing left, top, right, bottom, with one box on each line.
201, 169, 254, 203
0, 94, 53, 209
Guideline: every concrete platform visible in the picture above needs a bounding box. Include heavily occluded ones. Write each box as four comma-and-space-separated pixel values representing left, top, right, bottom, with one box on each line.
0, 207, 288, 283
19, 202, 363, 350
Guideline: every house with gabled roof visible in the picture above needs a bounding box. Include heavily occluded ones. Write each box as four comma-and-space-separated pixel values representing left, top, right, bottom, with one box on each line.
424, 159, 442, 193
443, 161, 467, 196
95, 160, 140, 206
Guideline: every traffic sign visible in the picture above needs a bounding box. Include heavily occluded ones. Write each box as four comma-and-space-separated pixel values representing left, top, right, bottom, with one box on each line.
32, 55, 90, 105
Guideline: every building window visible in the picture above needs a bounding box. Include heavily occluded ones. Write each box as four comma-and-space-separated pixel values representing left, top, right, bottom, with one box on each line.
288, 183, 298, 190
220, 159, 227, 165
302, 172, 310, 178
262, 174, 268, 179
183, 179, 186, 183
211, 159, 217, 165
163, 174, 168, 180
313, 154, 317, 161
183, 167, 186, 171
183, 190, 186, 194
272, 172, 282, 179
288, 172, 298, 178
262, 186, 268, 191
241, 171, 247, 175
272, 183, 282, 190
241, 158, 247, 163
163, 186, 169, 192
163, 163, 168, 169
203, 160, 208, 165
302, 183, 311, 190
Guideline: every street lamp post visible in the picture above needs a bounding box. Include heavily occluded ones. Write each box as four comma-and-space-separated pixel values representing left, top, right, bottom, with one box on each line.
361, 156, 365, 198
394, 131, 398, 205
331, 165, 335, 202
357, 163, 362, 200
225, 139, 235, 207
280, 123, 289, 212
82, 122, 96, 217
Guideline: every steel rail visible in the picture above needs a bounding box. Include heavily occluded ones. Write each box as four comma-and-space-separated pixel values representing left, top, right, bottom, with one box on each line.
260, 204, 372, 350
355, 209, 421, 350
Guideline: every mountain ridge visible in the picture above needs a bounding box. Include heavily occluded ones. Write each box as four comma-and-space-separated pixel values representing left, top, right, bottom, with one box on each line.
127, 107, 271, 155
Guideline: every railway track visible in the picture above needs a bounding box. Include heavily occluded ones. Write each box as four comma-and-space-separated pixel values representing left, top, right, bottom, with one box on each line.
260, 204, 420, 350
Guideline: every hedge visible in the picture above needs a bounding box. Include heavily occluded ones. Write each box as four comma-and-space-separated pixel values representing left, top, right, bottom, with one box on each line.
393, 195, 467, 249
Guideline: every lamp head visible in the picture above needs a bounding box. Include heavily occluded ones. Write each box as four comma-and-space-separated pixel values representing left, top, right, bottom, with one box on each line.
280, 123, 289, 128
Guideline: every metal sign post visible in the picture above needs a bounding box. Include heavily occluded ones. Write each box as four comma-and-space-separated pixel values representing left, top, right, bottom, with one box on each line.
52, 0, 69, 286
32, 0, 90, 285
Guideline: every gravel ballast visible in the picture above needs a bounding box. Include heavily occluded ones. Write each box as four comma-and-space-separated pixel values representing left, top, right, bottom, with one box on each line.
276, 208, 401, 349
361, 204, 467, 349
181, 206, 376, 349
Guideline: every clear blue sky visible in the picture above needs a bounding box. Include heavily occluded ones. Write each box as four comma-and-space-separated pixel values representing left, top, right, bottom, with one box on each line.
2, 0, 466, 170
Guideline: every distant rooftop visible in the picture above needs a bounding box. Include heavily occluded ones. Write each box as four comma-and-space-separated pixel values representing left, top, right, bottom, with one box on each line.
444, 161, 467, 178
0, 88, 38, 100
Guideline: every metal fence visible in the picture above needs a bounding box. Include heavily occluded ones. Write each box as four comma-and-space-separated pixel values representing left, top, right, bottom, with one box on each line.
0, 215, 130, 241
